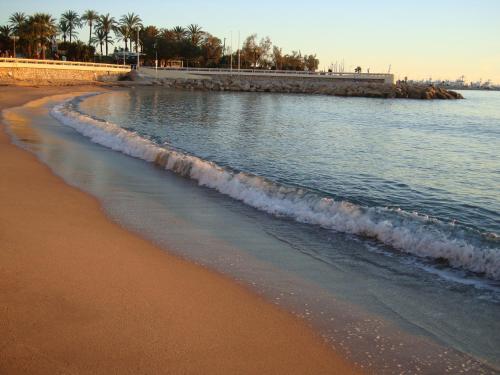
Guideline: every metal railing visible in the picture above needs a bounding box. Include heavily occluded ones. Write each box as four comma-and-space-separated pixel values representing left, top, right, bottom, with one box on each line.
0, 57, 130, 70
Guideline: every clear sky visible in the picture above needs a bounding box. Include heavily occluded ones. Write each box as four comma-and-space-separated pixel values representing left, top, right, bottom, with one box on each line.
1, 0, 499, 83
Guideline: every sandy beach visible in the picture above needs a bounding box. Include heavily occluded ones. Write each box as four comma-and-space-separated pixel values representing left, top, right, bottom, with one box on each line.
0, 86, 359, 374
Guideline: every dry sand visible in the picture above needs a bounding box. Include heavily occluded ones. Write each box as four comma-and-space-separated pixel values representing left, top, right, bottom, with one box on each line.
0, 86, 360, 374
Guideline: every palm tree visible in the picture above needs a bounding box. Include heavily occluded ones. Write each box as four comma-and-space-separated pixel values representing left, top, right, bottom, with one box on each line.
187, 24, 203, 46
92, 28, 106, 57
58, 20, 69, 43
0, 25, 12, 37
160, 28, 175, 41
119, 13, 142, 52
0, 25, 12, 51
9, 12, 26, 36
114, 24, 130, 52
30, 13, 57, 59
81, 10, 99, 46
171, 26, 186, 41
95, 14, 115, 56
8, 12, 26, 56
60, 10, 81, 43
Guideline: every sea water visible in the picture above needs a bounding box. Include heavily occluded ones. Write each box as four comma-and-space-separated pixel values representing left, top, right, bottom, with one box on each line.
5, 88, 500, 373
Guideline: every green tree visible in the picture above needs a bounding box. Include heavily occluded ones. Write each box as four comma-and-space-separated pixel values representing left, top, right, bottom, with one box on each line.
0, 25, 12, 52
119, 13, 142, 52
187, 24, 203, 46
200, 33, 222, 67
58, 40, 95, 61
9, 12, 27, 56
114, 24, 131, 52
160, 28, 175, 41
58, 20, 69, 43
140, 25, 159, 62
282, 51, 304, 71
96, 14, 116, 56
92, 28, 106, 57
81, 10, 99, 46
304, 54, 319, 72
29, 13, 57, 59
60, 10, 80, 43
171, 26, 186, 41
241, 34, 272, 68
8, 12, 26, 36
272, 46, 283, 70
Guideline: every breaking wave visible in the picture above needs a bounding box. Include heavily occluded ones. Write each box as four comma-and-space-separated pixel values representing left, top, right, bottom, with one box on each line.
50, 96, 500, 280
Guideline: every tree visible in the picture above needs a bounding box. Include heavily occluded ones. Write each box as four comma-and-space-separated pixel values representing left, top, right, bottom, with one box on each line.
114, 24, 131, 52
9, 12, 29, 57
282, 51, 304, 71
92, 28, 106, 57
96, 14, 116, 56
241, 34, 272, 68
29, 13, 57, 59
81, 10, 99, 46
272, 46, 283, 70
58, 40, 95, 61
187, 24, 203, 46
171, 26, 186, 41
140, 25, 159, 62
304, 54, 319, 72
9, 12, 26, 36
201, 33, 222, 67
120, 13, 142, 52
258, 36, 272, 68
178, 39, 201, 66
160, 28, 175, 41
0, 25, 12, 52
58, 19, 69, 43
60, 10, 80, 43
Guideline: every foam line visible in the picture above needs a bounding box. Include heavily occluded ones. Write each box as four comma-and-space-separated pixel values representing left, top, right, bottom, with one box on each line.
50, 98, 500, 280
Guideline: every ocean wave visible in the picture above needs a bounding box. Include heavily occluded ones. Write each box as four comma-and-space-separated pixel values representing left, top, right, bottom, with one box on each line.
50, 97, 500, 280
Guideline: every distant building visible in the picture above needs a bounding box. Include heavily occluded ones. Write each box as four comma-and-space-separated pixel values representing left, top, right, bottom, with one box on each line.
157, 59, 183, 68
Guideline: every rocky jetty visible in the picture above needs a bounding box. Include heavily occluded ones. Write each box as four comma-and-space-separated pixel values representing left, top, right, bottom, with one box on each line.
393, 83, 463, 99
128, 73, 463, 100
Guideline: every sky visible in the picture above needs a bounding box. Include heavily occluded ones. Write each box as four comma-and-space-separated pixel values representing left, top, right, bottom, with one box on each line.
1, 0, 499, 83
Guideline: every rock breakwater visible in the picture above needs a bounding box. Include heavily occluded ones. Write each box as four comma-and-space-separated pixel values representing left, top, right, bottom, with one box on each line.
128, 72, 463, 100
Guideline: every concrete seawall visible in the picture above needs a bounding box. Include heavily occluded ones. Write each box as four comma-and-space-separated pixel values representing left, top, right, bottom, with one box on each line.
0, 58, 130, 85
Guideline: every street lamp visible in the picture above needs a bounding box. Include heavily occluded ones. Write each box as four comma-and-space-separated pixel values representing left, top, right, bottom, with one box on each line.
10, 35, 20, 58
154, 41, 158, 78
136, 26, 140, 69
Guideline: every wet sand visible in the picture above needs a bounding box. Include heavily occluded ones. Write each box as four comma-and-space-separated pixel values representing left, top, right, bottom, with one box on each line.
0, 86, 360, 374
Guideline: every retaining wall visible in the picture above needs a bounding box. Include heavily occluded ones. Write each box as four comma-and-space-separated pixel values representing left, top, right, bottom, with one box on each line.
0, 58, 130, 85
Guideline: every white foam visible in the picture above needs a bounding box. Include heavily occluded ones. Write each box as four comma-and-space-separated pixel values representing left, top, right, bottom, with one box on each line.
50, 98, 500, 280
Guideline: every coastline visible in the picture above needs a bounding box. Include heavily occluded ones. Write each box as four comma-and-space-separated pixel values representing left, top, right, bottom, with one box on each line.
0, 86, 359, 374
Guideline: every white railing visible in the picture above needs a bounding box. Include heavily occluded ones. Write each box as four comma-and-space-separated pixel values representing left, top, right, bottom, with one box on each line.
157, 66, 392, 80
0, 57, 130, 70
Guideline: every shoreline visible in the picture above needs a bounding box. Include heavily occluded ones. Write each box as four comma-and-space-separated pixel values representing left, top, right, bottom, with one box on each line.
0, 86, 360, 374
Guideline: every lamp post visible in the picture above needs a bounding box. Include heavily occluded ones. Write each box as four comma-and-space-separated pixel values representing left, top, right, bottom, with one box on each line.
238, 31, 241, 71
10, 35, 20, 58
230, 31, 233, 73
154, 41, 158, 78
136, 26, 140, 69
222, 37, 226, 68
